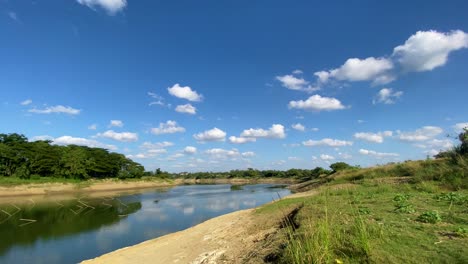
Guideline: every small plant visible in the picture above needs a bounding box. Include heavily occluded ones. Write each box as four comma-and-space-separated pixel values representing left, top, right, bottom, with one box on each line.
393, 202, 415, 214
358, 207, 371, 215
434, 192, 466, 204
416, 211, 442, 224
454, 227, 467, 237
393, 193, 411, 202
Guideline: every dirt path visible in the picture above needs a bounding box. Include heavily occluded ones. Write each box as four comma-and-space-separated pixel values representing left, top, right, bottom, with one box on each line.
81, 208, 266, 264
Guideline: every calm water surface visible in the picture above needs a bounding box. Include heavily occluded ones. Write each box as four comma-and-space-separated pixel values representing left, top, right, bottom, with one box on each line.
0, 184, 290, 263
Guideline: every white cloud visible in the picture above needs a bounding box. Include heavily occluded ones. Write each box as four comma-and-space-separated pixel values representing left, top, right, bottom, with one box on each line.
168, 83, 203, 102
240, 124, 286, 139
359, 149, 399, 157
311, 127, 319, 132
320, 154, 335, 160
288, 156, 301, 161
20, 99, 32, 106
147, 149, 168, 155
291, 123, 305, 132
151, 120, 185, 135
242, 151, 255, 158
292, 69, 303, 74
109, 120, 123, 127
228, 136, 256, 144
184, 146, 197, 154
141, 141, 174, 149
414, 139, 454, 150
54, 136, 117, 150
373, 88, 403, 104
88, 124, 97, 130
453, 122, 468, 132
354, 131, 393, 143
276, 75, 319, 92
28, 105, 80, 115
96, 130, 138, 142
194, 128, 226, 142
315, 57, 394, 85
31, 135, 54, 141
288, 95, 346, 111
398, 126, 443, 142
204, 148, 240, 159
148, 92, 169, 107
175, 104, 197, 115
393, 30, 468, 72
77, 0, 127, 15
303, 138, 353, 147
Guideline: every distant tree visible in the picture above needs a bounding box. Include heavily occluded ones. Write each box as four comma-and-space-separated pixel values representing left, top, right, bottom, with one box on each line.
330, 162, 354, 172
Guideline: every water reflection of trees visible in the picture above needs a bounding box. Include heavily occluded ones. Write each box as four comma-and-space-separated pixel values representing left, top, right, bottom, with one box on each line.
0, 198, 141, 255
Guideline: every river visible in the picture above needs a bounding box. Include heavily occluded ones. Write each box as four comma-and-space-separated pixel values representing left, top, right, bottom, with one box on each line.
0, 184, 290, 264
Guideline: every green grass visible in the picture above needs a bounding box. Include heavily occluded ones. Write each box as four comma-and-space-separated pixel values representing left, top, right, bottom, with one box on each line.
256, 180, 468, 263
0, 176, 85, 186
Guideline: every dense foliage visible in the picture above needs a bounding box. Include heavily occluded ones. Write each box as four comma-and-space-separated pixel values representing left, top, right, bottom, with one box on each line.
0, 133, 144, 179
173, 167, 336, 181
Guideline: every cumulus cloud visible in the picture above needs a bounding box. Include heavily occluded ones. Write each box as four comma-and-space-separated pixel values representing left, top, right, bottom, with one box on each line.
175, 104, 197, 115
414, 139, 454, 150
194, 128, 226, 142
291, 123, 305, 132
31, 135, 54, 141
151, 120, 185, 135
354, 131, 393, 143
320, 154, 335, 160
204, 148, 240, 159
141, 141, 174, 149
288, 95, 346, 111
184, 146, 197, 154
276, 74, 319, 92
20, 99, 32, 106
228, 136, 256, 144
373, 88, 403, 104
240, 124, 286, 139
242, 151, 255, 158
397, 126, 443, 142
88, 124, 97, 130
312, 30, 468, 88
314, 57, 394, 85
359, 148, 399, 157
54, 136, 117, 150
453, 122, 468, 132
96, 130, 138, 142
168, 83, 203, 102
77, 0, 127, 14
303, 138, 353, 147
28, 105, 80, 115
109, 120, 123, 127
393, 30, 468, 72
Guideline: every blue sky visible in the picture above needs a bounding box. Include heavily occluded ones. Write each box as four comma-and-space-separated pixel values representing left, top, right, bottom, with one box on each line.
1, 0, 468, 172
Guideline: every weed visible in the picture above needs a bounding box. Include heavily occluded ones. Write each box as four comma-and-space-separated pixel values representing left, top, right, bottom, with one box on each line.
416, 211, 442, 224
394, 202, 416, 214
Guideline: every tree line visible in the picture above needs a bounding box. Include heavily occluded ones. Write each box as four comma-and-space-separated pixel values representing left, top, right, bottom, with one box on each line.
0, 133, 144, 179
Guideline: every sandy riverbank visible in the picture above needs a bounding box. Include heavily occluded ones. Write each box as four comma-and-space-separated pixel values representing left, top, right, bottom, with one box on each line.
0, 178, 296, 204
81, 189, 317, 264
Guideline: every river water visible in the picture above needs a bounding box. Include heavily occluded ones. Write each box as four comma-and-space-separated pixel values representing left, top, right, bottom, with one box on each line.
0, 184, 290, 264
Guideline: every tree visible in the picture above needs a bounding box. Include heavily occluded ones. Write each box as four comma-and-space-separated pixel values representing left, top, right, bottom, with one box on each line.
330, 162, 354, 172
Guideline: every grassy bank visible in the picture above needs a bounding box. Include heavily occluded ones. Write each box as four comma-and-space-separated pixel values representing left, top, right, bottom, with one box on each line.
253, 157, 468, 263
